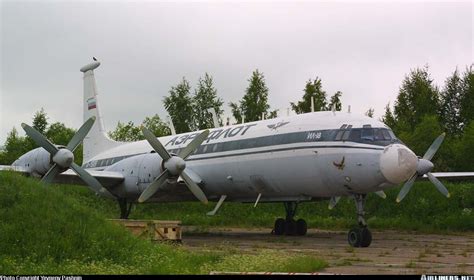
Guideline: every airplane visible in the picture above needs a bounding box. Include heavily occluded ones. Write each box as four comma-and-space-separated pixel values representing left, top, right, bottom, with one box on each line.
3, 59, 474, 248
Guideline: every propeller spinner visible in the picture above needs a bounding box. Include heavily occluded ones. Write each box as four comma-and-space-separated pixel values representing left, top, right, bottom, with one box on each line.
138, 127, 209, 204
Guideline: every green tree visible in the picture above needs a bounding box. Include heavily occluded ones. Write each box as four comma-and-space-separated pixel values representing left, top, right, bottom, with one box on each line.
460, 65, 474, 131
381, 103, 397, 129
393, 66, 440, 132
163, 78, 194, 133
46, 122, 76, 146
327, 91, 342, 111
193, 73, 224, 129
229, 102, 243, 124
1, 128, 30, 164
32, 108, 48, 134
405, 115, 442, 156
231, 69, 272, 123
108, 121, 143, 142
291, 78, 327, 114
439, 69, 463, 136
142, 114, 171, 137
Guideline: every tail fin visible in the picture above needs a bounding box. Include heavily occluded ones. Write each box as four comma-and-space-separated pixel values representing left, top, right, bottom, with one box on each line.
80, 60, 121, 163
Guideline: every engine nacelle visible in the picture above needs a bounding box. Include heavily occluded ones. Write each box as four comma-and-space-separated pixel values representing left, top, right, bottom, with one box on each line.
12, 147, 53, 176
105, 153, 163, 196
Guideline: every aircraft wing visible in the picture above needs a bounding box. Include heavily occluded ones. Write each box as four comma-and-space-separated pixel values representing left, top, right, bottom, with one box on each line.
0, 165, 124, 187
422, 172, 474, 182
50, 169, 124, 187
0, 165, 30, 174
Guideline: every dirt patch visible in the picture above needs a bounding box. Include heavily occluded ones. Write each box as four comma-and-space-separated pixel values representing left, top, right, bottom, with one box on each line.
181, 227, 474, 274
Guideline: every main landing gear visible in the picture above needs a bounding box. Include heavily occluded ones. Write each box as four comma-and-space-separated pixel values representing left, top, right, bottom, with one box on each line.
273, 202, 307, 236
348, 194, 372, 247
118, 198, 133, 219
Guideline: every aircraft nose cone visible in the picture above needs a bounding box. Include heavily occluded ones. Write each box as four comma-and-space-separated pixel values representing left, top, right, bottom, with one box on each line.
380, 144, 418, 184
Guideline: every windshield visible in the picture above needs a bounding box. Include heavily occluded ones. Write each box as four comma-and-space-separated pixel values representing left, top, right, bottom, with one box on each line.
334, 126, 400, 146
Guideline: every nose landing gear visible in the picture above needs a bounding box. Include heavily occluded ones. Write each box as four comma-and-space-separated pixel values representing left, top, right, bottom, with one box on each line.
348, 194, 372, 247
273, 202, 307, 236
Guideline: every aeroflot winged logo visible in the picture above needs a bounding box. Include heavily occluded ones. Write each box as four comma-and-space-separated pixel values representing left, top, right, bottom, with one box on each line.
267, 121, 290, 130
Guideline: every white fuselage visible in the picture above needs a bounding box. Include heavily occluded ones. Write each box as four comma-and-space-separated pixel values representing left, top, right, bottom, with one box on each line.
81, 111, 415, 203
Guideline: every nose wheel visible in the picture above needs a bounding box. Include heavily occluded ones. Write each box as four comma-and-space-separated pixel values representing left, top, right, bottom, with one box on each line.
348, 194, 372, 247
273, 202, 307, 236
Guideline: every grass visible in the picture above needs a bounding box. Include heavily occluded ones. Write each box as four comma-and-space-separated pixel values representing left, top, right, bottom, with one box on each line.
0, 172, 327, 274
0, 171, 473, 274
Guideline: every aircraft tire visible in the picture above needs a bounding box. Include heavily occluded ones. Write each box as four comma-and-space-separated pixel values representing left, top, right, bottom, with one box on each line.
360, 227, 372, 247
274, 218, 285, 235
296, 219, 307, 236
348, 227, 362, 247
284, 219, 297, 236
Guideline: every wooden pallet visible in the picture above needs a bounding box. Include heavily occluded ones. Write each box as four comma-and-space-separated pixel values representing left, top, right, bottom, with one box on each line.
109, 219, 182, 242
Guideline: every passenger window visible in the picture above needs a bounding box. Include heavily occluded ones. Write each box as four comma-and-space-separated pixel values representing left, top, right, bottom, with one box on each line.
208, 144, 215, 153
214, 143, 223, 152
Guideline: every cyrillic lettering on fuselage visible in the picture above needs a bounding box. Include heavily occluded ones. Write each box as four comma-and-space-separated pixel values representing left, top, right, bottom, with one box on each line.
165, 124, 257, 147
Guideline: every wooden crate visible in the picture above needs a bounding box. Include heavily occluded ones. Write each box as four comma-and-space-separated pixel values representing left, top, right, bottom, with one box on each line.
109, 219, 182, 242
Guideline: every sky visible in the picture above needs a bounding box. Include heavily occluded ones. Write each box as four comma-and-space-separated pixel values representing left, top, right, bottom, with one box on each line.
1, 0, 473, 144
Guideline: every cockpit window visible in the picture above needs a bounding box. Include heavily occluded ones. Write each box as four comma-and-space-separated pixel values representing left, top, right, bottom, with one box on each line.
336, 127, 399, 146
361, 127, 374, 141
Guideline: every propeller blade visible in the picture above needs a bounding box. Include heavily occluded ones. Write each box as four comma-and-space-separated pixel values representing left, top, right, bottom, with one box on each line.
328, 196, 341, 210
375, 190, 387, 199
181, 170, 208, 204
141, 126, 171, 160
178, 130, 210, 159
21, 123, 58, 155
396, 174, 417, 203
138, 170, 169, 203
423, 133, 446, 161
70, 162, 115, 199
41, 163, 61, 184
427, 172, 450, 198
66, 116, 96, 152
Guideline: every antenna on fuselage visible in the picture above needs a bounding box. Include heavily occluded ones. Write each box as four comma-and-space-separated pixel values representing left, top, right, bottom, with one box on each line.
311, 96, 315, 112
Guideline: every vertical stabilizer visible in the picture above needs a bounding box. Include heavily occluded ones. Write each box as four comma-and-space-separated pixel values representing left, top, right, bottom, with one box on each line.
80, 60, 122, 163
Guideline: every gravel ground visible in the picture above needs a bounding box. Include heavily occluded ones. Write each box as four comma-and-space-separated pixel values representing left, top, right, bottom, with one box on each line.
181, 227, 474, 275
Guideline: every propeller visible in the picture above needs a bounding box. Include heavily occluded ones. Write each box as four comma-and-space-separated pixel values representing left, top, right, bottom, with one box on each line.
21, 117, 115, 199
396, 133, 450, 203
138, 127, 209, 204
